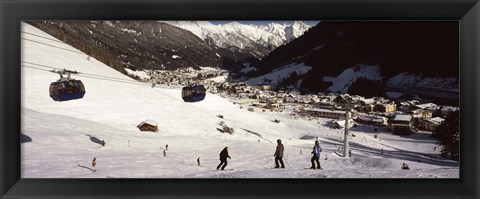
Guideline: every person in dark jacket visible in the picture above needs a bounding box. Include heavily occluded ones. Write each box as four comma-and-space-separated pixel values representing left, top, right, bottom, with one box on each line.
274, 139, 285, 168
217, 147, 231, 170
310, 140, 322, 169
92, 158, 97, 172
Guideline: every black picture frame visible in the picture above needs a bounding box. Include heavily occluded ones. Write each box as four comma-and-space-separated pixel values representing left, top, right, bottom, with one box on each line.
1, 0, 478, 198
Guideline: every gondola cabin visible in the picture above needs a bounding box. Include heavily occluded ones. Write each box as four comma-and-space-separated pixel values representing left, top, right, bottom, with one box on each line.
49, 79, 86, 102
181, 85, 206, 102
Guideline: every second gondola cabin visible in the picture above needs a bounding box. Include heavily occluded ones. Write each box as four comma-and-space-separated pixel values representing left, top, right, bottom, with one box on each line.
181, 84, 206, 102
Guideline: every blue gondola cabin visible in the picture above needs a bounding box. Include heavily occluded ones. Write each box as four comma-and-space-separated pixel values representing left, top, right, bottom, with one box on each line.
49, 79, 86, 102
181, 85, 206, 102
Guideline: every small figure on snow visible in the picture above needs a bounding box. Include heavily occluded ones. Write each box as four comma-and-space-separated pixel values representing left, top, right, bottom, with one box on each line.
402, 162, 410, 170
163, 149, 167, 157
310, 140, 322, 169
166, 144, 168, 150
101, 140, 105, 147
216, 147, 231, 170
197, 157, 201, 166
274, 139, 285, 169
92, 158, 97, 172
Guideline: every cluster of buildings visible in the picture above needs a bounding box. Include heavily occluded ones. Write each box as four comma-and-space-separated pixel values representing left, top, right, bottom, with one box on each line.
142, 68, 227, 86
298, 93, 457, 135
144, 69, 458, 136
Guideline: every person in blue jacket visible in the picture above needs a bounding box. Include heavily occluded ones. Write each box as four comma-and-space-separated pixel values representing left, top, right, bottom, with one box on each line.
217, 146, 231, 170
310, 140, 322, 169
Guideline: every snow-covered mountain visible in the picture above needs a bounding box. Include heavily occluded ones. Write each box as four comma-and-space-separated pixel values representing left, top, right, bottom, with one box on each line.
21, 22, 459, 178
163, 21, 313, 54
28, 20, 312, 73
283, 21, 312, 43
250, 21, 459, 102
27, 21, 224, 71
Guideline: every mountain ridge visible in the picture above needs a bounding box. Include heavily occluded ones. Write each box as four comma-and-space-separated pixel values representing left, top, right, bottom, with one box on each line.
249, 21, 459, 97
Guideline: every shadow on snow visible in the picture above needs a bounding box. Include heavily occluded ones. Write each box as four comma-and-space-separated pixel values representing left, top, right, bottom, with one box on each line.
85, 134, 104, 146
21, 133, 33, 143
322, 137, 458, 168
77, 164, 95, 172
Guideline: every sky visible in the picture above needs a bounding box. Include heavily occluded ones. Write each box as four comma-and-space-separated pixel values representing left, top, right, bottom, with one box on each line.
210, 20, 320, 27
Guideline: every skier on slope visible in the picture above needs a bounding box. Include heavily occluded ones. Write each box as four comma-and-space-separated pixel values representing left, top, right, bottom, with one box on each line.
310, 140, 322, 169
274, 139, 285, 169
216, 146, 231, 170
92, 158, 97, 172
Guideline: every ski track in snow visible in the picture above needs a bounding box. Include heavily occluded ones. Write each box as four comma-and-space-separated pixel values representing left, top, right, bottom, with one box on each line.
20, 22, 459, 178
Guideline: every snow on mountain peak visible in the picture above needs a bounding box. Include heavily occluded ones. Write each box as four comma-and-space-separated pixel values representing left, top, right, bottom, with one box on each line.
164, 21, 313, 52
284, 21, 311, 42
160, 21, 220, 41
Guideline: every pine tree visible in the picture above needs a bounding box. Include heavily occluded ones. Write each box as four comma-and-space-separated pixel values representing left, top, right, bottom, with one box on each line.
433, 110, 459, 161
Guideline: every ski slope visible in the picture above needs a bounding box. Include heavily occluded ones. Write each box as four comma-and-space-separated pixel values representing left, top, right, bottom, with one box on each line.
20, 22, 459, 178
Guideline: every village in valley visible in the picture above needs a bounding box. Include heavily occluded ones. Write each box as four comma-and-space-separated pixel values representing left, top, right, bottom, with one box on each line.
131, 67, 458, 137
20, 21, 461, 178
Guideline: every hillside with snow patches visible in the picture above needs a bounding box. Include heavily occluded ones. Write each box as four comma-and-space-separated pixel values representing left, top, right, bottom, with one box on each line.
323, 65, 382, 94
385, 72, 459, 91
21, 22, 459, 178
243, 63, 312, 86
243, 62, 459, 96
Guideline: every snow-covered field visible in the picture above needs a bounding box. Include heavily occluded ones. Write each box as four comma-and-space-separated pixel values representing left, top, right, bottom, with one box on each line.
20, 22, 459, 178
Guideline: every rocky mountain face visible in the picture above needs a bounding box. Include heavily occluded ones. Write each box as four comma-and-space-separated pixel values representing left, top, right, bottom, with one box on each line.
251, 21, 459, 94
27, 21, 227, 71
164, 21, 313, 57
27, 21, 313, 73
283, 21, 312, 43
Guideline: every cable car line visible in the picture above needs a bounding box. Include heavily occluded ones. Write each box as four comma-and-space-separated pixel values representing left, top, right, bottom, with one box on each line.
22, 65, 53, 73
21, 31, 66, 44
21, 61, 146, 84
20, 36, 152, 85
76, 74, 151, 86
22, 38, 86, 55
22, 33, 194, 99
22, 64, 150, 86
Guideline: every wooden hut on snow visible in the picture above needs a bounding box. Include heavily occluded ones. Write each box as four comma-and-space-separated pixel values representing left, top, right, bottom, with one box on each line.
137, 119, 159, 132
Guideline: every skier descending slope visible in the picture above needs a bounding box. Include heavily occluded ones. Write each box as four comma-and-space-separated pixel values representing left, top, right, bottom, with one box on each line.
216, 147, 231, 170
274, 139, 285, 169
310, 140, 323, 169
92, 158, 97, 172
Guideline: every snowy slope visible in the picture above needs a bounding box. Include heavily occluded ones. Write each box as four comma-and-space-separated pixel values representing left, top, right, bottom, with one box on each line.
21, 22, 458, 178
244, 63, 312, 86
386, 72, 459, 91
323, 65, 382, 93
